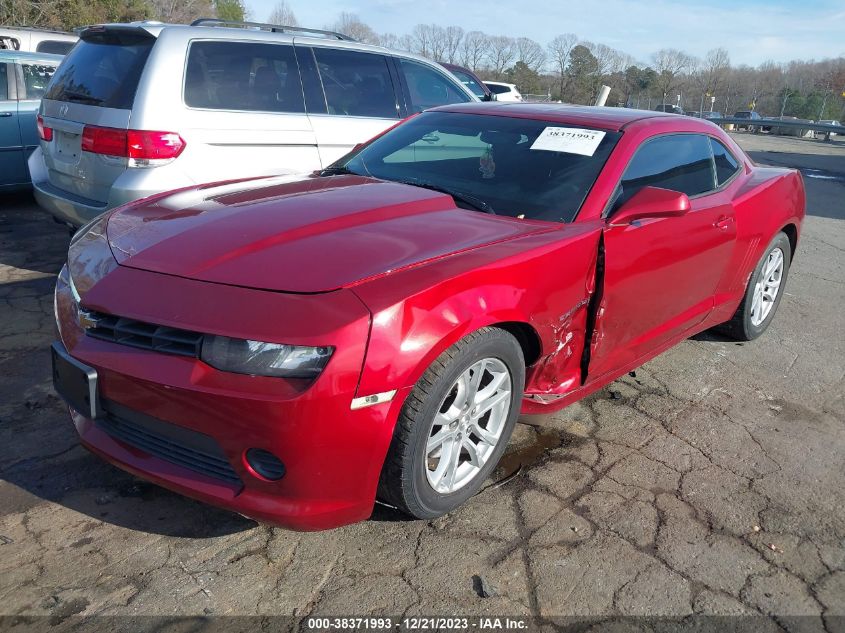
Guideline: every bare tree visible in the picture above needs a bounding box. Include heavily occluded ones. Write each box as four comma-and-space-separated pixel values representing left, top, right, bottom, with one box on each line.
460, 31, 488, 73
443, 26, 464, 64
486, 35, 516, 77
652, 48, 694, 105
267, 0, 297, 25
515, 37, 546, 72
377, 32, 401, 49
150, 0, 213, 23
547, 33, 577, 99
328, 12, 378, 44
691, 47, 730, 113
410, 24, 434, 58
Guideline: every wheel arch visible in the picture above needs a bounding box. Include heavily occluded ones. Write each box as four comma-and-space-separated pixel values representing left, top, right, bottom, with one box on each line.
781, 222, 798, 256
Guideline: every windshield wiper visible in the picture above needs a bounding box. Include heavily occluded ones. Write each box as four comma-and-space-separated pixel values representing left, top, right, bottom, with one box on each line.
59, 91, 103, 105
394, 178, 496, 215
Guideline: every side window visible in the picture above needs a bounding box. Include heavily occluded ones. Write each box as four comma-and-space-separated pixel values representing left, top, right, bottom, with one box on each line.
184, 41, 305, 113
0, 64, 9, 101
620, 134, 716, 200
400, 59, 471, 113
487, 84, 511, 95
313, 48, 397, 118
36, 40, 74, 55
21, 63, 56, 100
710, 138, 740, 186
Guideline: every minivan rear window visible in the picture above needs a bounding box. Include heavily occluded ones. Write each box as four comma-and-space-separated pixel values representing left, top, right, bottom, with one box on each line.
44, 32, 153, 109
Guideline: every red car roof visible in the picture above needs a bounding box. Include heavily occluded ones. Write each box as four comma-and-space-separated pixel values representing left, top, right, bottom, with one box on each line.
431, 102, 676, 132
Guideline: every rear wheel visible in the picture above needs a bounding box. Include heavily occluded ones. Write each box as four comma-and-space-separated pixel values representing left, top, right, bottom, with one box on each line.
378, 327, 524, 519
722, 232, 791, 341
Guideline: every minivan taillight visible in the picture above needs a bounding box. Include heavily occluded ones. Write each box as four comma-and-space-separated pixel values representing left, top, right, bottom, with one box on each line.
80, 125, 186, 165
37, 115, 53, 142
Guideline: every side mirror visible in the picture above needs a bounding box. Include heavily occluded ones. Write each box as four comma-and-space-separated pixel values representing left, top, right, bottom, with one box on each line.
609, 186, 691, 226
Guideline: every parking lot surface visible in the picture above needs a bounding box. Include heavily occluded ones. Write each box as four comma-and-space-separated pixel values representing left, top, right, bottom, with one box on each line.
1, 133, 843, 630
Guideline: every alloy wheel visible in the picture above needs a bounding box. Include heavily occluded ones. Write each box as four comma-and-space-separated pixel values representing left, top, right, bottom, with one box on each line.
750, 247, 784, 327
425, 357, 512, 494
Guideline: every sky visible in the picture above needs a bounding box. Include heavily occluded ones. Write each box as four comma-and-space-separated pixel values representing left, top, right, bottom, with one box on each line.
244, 0, 845, 67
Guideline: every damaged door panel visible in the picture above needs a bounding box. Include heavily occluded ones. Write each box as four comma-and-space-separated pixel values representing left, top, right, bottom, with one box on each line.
523, 233, 601, 403
585, 198, 736, 382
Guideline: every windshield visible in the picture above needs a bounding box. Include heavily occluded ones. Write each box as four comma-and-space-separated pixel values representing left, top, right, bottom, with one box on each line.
335, 111, 620, 223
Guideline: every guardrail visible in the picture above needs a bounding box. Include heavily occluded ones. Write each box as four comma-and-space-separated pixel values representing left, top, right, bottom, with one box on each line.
713, 117, 845, 139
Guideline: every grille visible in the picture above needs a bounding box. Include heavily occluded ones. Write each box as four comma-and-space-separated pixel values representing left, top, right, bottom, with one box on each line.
84, 311, 203, 357
97, 401, 241, 485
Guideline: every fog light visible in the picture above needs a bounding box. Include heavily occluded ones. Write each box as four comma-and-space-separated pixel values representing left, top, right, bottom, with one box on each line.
245, 449, 285, 480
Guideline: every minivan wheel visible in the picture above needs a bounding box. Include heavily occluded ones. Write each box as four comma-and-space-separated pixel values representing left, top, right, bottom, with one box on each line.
377, 327, 525, 519
721, 232, 791, 341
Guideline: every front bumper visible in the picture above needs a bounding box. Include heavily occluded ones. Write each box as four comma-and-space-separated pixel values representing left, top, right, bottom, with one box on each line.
54, 264, 404, 531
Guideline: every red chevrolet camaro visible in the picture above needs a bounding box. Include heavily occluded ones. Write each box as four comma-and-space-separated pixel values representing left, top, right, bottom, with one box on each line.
52, 104, 805, 530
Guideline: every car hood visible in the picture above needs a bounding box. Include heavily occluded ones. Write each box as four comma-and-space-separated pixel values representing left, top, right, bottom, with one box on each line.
106, 175, 548, 294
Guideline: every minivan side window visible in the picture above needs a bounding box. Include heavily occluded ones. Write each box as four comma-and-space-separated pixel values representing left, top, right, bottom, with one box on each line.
710, 138, 741, 185
21, 63, 57, 100
185, 41, 305, 114
313, 48, 398, 119
400, 59, 471, 113
620, 134, 716, 199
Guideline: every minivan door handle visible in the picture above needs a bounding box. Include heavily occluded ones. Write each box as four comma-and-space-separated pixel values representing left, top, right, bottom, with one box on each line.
0, 112, 12, 118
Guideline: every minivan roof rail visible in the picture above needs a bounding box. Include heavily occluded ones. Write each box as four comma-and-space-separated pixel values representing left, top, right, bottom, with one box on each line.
189, 18, 356, 41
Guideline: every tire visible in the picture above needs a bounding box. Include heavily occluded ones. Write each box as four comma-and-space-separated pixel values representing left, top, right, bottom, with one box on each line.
721, 232, 791, 341
377, 327, 525, 519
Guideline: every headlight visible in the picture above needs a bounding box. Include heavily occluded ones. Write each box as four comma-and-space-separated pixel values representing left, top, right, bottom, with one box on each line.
67, 214, 117, 297
201, 336, 333, 379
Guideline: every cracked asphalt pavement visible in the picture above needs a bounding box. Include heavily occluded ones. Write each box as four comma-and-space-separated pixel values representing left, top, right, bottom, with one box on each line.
0, 133, 843, 631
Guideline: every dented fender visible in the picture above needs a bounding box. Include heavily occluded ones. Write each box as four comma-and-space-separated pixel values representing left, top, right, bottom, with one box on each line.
351, 222, 604, 400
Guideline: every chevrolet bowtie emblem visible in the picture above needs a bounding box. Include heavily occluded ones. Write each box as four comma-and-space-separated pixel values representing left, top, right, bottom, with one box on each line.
77, 308, 99, 330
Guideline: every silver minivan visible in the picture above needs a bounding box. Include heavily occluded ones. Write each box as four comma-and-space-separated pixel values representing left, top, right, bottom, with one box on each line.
30, 20, 477, 227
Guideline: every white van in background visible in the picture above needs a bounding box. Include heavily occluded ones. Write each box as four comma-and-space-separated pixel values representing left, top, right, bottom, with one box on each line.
0, 27, 77, 55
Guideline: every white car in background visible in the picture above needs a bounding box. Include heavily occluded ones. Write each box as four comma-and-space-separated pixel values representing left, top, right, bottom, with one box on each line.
0, 27, 77, 55
484, 81, 523, 102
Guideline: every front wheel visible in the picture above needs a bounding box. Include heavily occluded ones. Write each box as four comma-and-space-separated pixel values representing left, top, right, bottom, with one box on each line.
377, 327, 525, 519
721, 231, 791, 341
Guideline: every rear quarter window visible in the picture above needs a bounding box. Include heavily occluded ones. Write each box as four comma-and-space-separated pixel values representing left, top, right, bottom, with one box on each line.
36, 40, 75, 55
710, 138, 741, 185
184, 40, 305, 113
44, 33, 154, 109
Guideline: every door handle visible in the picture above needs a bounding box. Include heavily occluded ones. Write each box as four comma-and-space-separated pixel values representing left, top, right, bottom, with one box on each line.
714, 215, 734, 230
0, 112, 12, 118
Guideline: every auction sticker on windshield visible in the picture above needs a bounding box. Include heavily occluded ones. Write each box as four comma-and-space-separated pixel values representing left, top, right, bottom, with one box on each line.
530, 127, 606, 156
